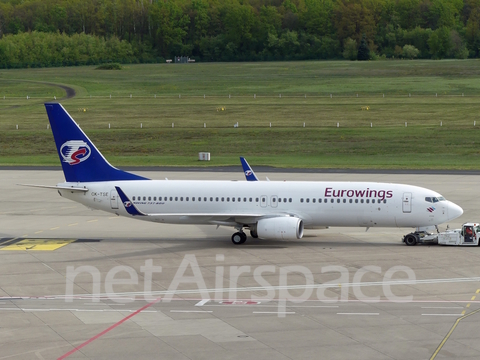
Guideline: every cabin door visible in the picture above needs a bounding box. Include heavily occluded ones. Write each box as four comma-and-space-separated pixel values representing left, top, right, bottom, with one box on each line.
402, 192, 412, 213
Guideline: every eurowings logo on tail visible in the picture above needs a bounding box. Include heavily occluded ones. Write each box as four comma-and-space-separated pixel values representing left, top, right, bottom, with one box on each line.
245, 170, 253, 176
60, 140, 91, 165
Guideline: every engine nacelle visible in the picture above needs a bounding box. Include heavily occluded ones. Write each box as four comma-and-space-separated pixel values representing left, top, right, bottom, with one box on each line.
256, 217, 304, 240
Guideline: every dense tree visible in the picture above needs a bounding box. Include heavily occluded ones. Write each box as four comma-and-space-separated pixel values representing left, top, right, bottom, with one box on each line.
1, 0, 480, 68
357, 33, 370, 59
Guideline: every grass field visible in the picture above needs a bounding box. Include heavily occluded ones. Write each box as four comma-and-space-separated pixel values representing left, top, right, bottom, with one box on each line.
1, 60, 480, 169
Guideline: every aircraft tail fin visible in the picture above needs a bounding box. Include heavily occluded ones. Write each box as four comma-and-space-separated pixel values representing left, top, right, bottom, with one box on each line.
44, 103, 149, 183
240, 157, 259, 181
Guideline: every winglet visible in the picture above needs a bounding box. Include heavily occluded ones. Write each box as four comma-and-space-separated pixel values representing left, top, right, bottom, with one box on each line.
240, 157, 259, 181
115, 186, 146, 216
45, 103, 149, 183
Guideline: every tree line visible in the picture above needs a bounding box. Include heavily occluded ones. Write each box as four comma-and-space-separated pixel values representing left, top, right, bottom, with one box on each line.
0, 0, 479, 68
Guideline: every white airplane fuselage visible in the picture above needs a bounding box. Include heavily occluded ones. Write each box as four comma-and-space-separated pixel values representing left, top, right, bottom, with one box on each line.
59, 180, 461, 229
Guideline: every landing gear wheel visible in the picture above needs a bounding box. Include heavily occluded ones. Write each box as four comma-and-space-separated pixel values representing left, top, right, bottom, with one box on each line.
232, 232, 247, 245
404, 233, 418, 246
250, 229, 258, 238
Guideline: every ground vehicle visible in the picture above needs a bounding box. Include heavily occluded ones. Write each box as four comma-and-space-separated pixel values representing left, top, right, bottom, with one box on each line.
403, 223, 480, 246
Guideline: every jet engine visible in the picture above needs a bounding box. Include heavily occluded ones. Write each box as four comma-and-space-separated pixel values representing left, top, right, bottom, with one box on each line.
256, 217, 304, 240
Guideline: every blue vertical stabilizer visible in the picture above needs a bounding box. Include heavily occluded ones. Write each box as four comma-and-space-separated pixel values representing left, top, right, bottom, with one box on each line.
45, 103, 149, 182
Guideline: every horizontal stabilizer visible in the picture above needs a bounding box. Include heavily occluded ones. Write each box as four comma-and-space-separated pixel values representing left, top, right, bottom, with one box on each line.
17, 184, 89, 192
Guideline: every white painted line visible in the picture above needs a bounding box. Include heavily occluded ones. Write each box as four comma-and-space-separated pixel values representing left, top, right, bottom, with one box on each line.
170, 310, 213, 313
337, 313, 379, 316
421, 314, 463, 316
421, 306, 464, 309
195, 299, 209, 306
49, 276, 480, 299
253, 311, 295, 315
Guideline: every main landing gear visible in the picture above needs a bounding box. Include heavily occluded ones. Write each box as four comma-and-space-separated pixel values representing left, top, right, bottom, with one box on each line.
231, 231, 247, 245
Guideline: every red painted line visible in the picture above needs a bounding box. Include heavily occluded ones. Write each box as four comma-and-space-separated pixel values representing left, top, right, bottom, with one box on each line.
57, 297, 161, 360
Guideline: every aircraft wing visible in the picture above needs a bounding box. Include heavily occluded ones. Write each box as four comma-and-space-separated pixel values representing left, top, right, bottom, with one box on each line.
240, 157, 259, 181
115, 186, 292, 225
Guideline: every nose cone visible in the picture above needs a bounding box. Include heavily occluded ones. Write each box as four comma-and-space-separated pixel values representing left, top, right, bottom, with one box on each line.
448, 201, 463, 220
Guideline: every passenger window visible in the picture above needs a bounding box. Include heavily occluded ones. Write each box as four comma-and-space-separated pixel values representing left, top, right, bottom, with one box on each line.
355, 199, 358, 203
210, 197, 213, 201
366, 199, 369, 203
331, 199, 334, 203
383, 199, 387, 204
361, 199, 364, 203
175, 197, 178, 201
273, 198, 276, 203
204, 197, 207, 201
198, 197, 201, 201
222, 197, 225, 202
148, 197, 151, 201
227, 197, 230, 202
372, 199, 375, 203
289, 198, 292, 203
349, 199, 352, 203
180, 197, 183, 201
249, 198, 253, 202
170, 197, 173, 201
132, 196, 136, 201
186, 197, 189, 201
143, 196, 146, 201
343, 199, 346, 203
192, 197, 195, 201
284, 198, 287, 203
337, 199, 340, 203
278, 198, 282, 203
301, 198, 304, 203
256, 198, 259, 202
318, 199, 322, 203
232, 197, 235, 202
243, 197, 246, 202
216, 197, 219, 202
312, 198, 316, 203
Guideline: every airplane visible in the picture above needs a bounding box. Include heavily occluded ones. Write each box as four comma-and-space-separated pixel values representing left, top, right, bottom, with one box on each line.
24, 103, 464, 246
240, 157, 259, 181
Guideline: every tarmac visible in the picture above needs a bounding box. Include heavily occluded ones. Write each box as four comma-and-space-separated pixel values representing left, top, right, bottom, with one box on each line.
1, 169, 480, 360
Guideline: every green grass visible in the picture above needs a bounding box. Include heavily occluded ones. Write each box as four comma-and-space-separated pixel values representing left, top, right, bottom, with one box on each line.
1, 60, 480, 169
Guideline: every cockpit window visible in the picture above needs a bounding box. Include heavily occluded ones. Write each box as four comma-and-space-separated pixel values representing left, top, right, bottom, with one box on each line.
426, 196, 446, 203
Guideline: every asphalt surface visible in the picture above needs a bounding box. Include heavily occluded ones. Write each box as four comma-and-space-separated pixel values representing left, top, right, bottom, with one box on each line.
1, 169, 480, 360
